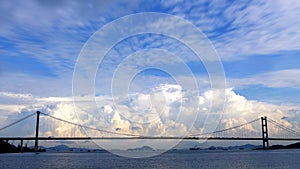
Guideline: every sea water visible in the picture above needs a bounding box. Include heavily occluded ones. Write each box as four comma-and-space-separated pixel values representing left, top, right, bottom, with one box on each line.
0, 149, 299, 169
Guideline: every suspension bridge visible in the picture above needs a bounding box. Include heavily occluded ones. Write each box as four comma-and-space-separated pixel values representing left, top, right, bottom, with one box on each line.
1, 111, 300, 151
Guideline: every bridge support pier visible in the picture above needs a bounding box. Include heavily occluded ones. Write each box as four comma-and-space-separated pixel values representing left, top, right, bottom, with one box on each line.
261, 116, 269, 149
20, 139, 23, 152
34, 111, 40, 151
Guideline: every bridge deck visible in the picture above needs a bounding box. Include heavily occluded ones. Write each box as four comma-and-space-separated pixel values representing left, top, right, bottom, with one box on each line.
1, 137, 300, 141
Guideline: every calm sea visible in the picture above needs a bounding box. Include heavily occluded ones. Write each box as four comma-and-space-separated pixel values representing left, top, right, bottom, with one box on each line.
0, 150, 299, 169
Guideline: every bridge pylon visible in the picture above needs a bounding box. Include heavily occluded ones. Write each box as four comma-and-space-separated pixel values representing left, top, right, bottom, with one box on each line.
34, 111, 40, 151
261, 116, 269, 149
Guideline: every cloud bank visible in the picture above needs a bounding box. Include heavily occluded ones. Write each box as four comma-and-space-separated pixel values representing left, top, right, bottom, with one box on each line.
0, 84, 299, 149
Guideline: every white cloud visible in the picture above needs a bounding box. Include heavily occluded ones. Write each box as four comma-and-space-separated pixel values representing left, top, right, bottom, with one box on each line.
164, 0, 300, 60
1, 0, 299, 79
218, 0, 300, 59
0, 0, 143, 75
229, 69, 300, 89
0, 73, 73, 97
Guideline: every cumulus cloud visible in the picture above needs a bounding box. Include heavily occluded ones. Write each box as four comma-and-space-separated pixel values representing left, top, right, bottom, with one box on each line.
215, 89, 300, 138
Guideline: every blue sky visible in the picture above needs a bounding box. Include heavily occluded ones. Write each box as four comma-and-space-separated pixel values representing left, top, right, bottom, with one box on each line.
0, 0, 300, 150
1, 0, 299, 103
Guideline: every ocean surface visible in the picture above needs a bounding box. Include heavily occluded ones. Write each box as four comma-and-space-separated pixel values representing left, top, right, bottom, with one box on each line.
0, 149, 299, 169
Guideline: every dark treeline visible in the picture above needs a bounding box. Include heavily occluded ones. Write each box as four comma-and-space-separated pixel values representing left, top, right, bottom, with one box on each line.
269, 142, 300, 149
0, 140, 45, 153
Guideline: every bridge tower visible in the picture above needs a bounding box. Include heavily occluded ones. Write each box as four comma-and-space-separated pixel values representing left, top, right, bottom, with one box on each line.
261, 116, 269, 149
34, 111, 41, 151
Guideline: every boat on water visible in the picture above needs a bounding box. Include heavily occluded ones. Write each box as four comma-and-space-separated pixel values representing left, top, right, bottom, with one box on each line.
189, 145, 200, 150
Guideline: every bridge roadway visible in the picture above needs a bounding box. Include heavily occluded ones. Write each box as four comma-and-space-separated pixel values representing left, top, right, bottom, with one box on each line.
1, 136, 300, 141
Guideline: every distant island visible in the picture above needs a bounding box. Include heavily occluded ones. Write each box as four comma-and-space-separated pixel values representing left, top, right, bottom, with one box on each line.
127, 146, 155, 151
187, 142, 300, 151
